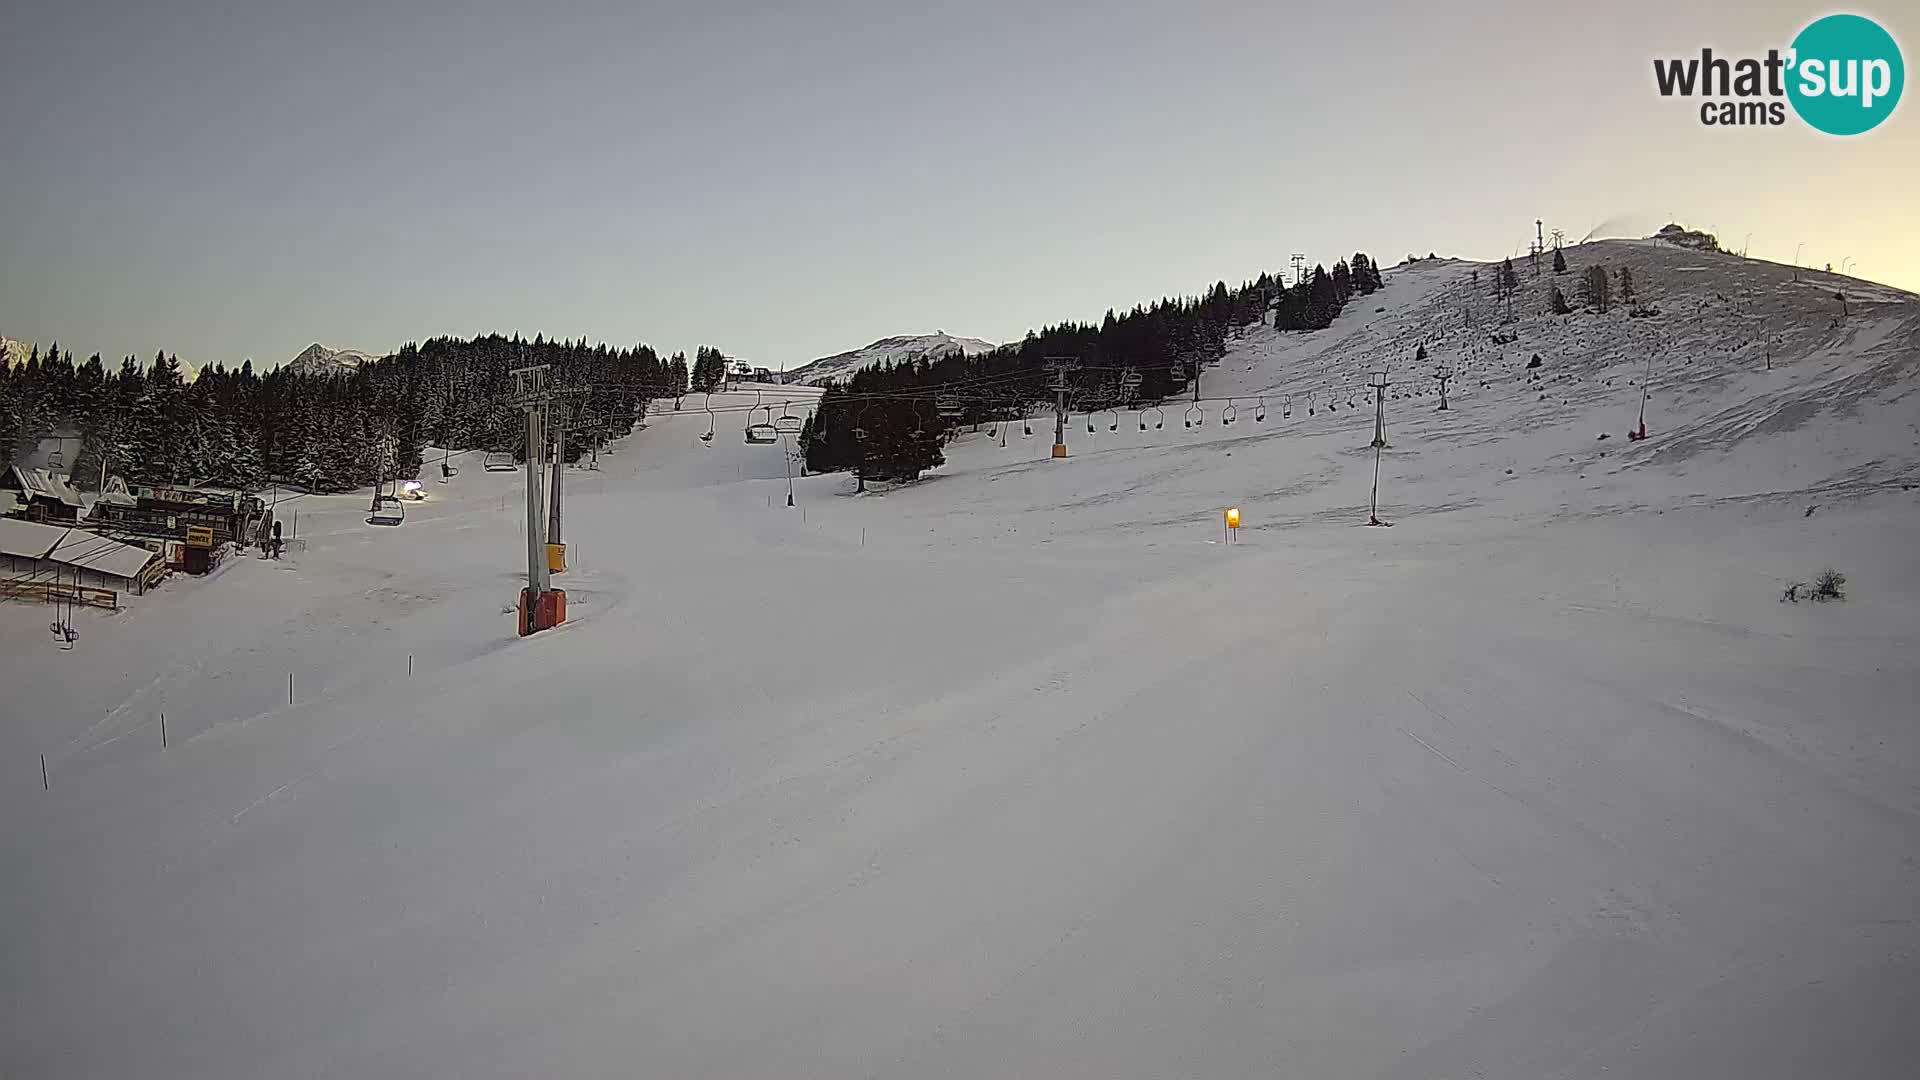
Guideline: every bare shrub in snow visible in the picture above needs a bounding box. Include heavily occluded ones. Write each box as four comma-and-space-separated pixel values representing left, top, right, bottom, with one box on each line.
1813, 568, 1847, 602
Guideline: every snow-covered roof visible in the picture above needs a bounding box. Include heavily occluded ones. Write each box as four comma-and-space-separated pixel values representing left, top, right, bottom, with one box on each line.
49, 529, 161, 580
7, 465, 85, 507
0, 516, 63, 559
0, 517, 160, 580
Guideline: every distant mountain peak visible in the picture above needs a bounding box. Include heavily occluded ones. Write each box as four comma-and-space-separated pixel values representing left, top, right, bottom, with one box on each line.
285, 343, 383, 375
790, 332, 997, 386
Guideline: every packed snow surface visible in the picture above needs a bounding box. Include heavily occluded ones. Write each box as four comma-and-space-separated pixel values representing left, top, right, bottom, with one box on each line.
4, 243, 1919, 1078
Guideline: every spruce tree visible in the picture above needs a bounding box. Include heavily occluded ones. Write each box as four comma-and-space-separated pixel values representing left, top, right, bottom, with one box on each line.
1351, 253, 1377, 295
1306, 266, 1339, 330
1582, 265, 1612, 313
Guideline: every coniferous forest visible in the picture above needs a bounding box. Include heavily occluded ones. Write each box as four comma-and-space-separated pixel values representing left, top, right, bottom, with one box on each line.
5, 252, 1382, 493
0, 335, 676, 493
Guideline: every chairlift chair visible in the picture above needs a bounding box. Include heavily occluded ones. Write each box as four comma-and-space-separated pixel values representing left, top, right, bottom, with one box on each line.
1106, 408, 1120, 432
1255, 397, 1267, 422
1184, 403, 1204, 429
1023, 418, 1033, 437
745, 402, 779, 443
700, 394, 716, 444
1283, 396, 1292, 419
1222, 401, 1238, 425
773, 398, 805, 435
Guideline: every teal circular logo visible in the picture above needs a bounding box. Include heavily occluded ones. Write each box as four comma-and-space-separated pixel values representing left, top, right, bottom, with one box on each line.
1787, 14, 1904, 135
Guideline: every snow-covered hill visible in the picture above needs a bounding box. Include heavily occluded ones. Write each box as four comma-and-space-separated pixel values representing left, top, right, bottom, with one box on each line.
5, 244, 1918, 1078
284, 342, 385, 376
788, 331, 996, 386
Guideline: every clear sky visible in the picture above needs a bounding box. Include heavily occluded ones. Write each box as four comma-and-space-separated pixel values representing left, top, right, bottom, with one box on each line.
2, 0, 1914, 371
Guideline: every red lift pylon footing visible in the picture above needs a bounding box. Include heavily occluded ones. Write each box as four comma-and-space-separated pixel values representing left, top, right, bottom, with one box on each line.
518, 588, 567, 636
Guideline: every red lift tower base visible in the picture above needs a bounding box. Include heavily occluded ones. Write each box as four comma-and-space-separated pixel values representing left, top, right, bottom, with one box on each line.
518, 588, 567, 636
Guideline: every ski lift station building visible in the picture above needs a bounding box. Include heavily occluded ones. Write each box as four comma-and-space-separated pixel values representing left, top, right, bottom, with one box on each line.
2, 465, 90, 525
0, 517, 168, 606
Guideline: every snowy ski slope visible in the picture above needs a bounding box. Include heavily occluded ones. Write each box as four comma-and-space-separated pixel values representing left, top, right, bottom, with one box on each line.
3, 247, 1918, 1078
